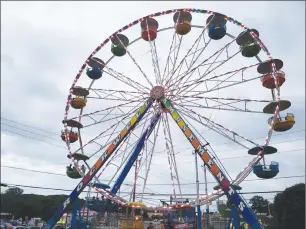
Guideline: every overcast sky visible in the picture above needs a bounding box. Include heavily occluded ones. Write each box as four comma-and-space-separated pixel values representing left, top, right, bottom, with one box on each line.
1, 1, 305, 213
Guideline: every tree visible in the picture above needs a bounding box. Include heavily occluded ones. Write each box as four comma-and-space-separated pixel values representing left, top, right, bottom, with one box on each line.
217, 200, 232, 218
5, 187, 24, 195
0, 188, 85, 221
249, 195, 269, 214
272, 183, 305, 229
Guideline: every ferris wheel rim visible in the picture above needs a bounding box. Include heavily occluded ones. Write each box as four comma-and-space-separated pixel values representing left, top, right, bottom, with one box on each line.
61, 8, 282, 210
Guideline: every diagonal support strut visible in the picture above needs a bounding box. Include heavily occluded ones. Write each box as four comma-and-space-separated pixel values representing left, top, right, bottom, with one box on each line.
46, 98, 153, 229
160, 97, 263, 229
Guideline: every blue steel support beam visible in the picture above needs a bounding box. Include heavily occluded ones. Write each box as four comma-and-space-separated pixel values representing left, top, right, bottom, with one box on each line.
111, 112, 161, 194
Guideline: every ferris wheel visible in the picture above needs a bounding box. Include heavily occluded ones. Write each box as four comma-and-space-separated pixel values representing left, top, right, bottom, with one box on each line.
49, 8, 296, 229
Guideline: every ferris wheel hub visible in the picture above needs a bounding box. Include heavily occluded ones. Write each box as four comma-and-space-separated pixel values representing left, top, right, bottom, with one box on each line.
150, 86, 165, 100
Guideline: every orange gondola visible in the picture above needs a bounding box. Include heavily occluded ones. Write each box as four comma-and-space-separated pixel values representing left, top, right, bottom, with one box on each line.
61, 119, 83, 143
261, 71, 286, 89
61, 130, 79, 143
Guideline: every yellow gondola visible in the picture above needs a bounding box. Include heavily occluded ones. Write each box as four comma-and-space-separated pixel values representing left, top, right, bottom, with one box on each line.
268, 113, 295, 132
71, 97, 87, 109
70, 86, 89, 109
173, 11, 192, 35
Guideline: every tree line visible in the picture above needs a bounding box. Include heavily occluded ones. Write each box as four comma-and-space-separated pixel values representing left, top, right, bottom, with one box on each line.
0, 186, 85, 221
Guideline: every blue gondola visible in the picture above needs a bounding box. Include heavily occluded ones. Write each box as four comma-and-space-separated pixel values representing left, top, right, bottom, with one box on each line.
86, 67, 103, 80
253, 162, 279, 179
206, 14, 227, 40
92, 182, 111, 190
208, 24, 227, 40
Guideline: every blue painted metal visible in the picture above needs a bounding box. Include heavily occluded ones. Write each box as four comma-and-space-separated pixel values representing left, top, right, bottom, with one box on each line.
227, 190, 261, 229
111, 112, 161, 194
70, 200, 78, 229
196, 205, 202, 229
226, 207, 241, 229
92, 182, 111, 189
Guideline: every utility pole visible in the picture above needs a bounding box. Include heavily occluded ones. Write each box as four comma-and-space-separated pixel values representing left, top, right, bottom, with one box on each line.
194, 151, 202, 229
202, 165, 210, 229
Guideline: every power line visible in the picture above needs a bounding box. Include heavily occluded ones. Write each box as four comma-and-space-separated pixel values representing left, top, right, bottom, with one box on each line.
1, 165, 67, 177
1, 183, 285, 196
1, 122, 61, 142
1, 165, 304, 186
1, 128, 66, 149
1, 117, 59, 136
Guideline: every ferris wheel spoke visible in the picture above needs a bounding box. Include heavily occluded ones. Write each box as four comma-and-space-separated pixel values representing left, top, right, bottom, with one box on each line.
90, 88, 146, 96
169, 37, 212, 91
161, 114, 178, 200
87, 90, 146, 103
140, 118, 161, 202
169, 63, 261, 97
168, 37, 237, 93
145, 19, 162, 85
68, 100, 143, 122
179, 98, 264, 114
164, 113, 183, 198
175, 95, 270, 114
183, 32, 211, 75
176, 96, 272, 104
161, 34, 185, 86
170, 35, 184, 77
160, 13, 183, 85
152, 40, 162, 85
74, 102, 146, 155
115, 34, 154, 88
164, 16, 216, 87
87, 113, 130, 159
89, 88, 147, 101
171, 38, 231, 96
184, 97, 259, 111
103, 67, 150, 93
176, 49, 241, 98
94, 109, 155, 151
89, 110, 155, 163
176, 104, 260, 148
83, 103, 142, 129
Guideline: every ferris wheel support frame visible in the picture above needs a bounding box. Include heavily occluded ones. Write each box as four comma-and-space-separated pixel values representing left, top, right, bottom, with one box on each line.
161, 97, 262, 229
50, 8, 285, 229
46, 99, 153, 229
